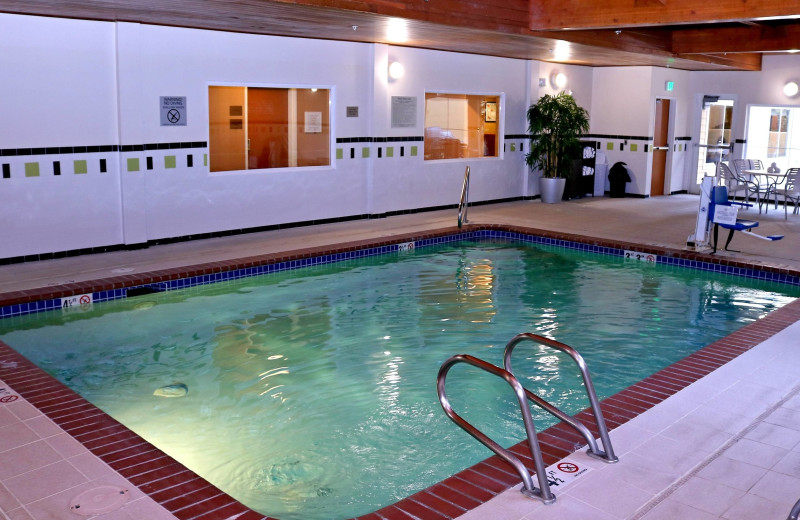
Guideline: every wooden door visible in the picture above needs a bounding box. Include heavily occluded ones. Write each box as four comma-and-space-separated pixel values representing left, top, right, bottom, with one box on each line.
650, 98, 670, 196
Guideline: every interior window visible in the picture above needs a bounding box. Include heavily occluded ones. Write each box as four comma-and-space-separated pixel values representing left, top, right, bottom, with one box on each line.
744, 105, 799, 171
209, 86, 330, 172
767, 108, 790, 158
424, 93, 500, 160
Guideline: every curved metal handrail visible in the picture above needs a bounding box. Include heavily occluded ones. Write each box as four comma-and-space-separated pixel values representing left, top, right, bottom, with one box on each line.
457, 166, 470, 228
437, 354, 556, 503
503, 333, 618, 464
788, 498, 800, 520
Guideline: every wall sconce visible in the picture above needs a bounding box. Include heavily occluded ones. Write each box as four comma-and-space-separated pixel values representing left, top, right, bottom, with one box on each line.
784, 80, 799, 98
550, 72, 567, 89
388, 61, 405, 80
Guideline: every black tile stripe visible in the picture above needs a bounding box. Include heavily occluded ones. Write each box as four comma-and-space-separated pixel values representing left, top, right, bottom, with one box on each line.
336, 136, 423, 143
1, 142, 208, 156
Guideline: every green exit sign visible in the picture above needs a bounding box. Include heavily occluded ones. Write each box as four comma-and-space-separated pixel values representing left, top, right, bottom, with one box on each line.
665, 81, 675, 91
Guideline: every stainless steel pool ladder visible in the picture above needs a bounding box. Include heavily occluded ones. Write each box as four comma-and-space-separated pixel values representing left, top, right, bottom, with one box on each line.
437, 354, 556, 503
458, 165, 470, 228
436, 333, 618, 503
504, 333, 618, 465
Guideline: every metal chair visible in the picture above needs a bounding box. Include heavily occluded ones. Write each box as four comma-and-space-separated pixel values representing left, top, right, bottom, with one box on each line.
729, 160, 764, 209
718, 162, 749, 202
775, 167, 800, 219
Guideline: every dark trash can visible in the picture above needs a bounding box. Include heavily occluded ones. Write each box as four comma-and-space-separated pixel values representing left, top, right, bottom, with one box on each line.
608, 161, 631, 198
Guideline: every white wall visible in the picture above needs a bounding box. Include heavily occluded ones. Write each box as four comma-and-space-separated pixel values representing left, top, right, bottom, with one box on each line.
0, 15, 532, 258
0, 15, 124, 256
2, 12, 800, 260
377, 45, 530, 212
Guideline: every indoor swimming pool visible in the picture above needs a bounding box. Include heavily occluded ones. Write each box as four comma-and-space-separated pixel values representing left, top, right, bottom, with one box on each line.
1, 238, 798, 520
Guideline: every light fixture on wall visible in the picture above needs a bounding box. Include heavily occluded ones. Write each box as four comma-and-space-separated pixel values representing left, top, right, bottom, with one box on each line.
388, 61, 405, 80
784, 80, 799, 98
550, 72, 567, 89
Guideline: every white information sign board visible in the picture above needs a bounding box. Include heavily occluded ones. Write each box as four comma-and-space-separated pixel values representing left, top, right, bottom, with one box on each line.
304, 111, 322, 133
712, 205, 738, 226
391, 96, 417, 128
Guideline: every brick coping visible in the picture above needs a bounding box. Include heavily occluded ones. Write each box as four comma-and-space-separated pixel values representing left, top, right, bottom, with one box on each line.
1, 223, 799, 520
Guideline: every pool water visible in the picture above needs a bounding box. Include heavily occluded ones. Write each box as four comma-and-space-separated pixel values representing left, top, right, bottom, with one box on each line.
1, 240, 798, 519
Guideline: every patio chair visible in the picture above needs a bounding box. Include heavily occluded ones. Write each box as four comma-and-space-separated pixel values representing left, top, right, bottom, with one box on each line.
708, 185, 783, 253
729, 160, 764, 208
718, 162, 749, 201
775, 167, 800, 219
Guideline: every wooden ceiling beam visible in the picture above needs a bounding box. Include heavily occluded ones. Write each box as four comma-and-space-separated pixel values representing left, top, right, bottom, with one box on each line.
537, 28, 673, 56
674, 51, 763, 71
530, 0, 800, 30
672, 24, 800, 54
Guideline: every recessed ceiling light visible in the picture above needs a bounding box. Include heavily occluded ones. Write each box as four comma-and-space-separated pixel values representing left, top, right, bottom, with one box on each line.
387, 18, 408, 43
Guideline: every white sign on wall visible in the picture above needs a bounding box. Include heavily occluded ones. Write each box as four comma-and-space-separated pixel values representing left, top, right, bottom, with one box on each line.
160, 96, 187, 126
304, 111, 322, 133
391, 96, 417, 128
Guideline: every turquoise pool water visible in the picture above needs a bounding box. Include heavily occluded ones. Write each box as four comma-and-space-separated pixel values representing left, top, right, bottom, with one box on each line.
1, 240, 798, 519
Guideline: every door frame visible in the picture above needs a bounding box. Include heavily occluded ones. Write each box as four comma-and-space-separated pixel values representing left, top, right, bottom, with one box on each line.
688, 93, 738, 194
650, 97, 675, 196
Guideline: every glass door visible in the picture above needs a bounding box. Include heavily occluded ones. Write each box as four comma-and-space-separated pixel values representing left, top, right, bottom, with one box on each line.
693, 97, 735, 190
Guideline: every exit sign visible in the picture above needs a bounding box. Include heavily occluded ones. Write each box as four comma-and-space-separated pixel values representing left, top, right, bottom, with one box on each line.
665, 81, 675, 91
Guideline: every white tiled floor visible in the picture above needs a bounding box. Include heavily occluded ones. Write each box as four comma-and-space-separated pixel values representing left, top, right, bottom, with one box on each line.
457, 321, 800, 520
0, 384, 176, 520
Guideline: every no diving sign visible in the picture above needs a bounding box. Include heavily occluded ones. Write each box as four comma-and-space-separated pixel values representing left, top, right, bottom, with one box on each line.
543, 458, 591, 491
160, 96, 187, 126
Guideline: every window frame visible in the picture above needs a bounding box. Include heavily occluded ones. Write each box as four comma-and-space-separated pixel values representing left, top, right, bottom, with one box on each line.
207, 82, 336, 175
423, 90, 504, 162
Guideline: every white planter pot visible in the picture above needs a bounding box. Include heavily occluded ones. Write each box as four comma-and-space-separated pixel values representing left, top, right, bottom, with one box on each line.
539, 177, 566, 204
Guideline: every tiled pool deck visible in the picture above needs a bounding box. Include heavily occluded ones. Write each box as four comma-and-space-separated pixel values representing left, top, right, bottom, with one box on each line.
2, 198, 800, 520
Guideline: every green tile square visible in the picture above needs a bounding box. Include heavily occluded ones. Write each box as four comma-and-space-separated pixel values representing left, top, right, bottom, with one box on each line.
24, 162, 40, 177
630, 144, 638, 152
127, 158, 140, 172
386, 147, 394, 158
336, 148, 343, 160
362, 147, 370, 159
73, 160, 87, 174
510, 143, 516, 152
606, 142, 614, 150
411, 146, 418, 157
165, 155, 176, 169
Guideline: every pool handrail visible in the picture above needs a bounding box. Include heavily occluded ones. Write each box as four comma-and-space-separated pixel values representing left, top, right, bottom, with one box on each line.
503, 333, 618, 464
458, 165, 470, 228
437, 353, 556, 503
788, 497, 800, 520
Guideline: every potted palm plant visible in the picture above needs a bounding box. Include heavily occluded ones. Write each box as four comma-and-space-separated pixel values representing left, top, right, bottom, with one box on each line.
525, 91, 590, 203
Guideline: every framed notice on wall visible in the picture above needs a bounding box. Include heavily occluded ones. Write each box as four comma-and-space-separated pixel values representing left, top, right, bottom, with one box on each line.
391, 96, 417, 128
484, 102, 497, 123
304, 112, 322, 133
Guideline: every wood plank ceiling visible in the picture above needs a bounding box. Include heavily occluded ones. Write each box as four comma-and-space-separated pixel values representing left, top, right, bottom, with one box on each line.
2, 0, 800, 71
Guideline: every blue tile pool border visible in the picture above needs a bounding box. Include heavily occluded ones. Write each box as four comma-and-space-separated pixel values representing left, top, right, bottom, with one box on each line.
2, 227, 799, 320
